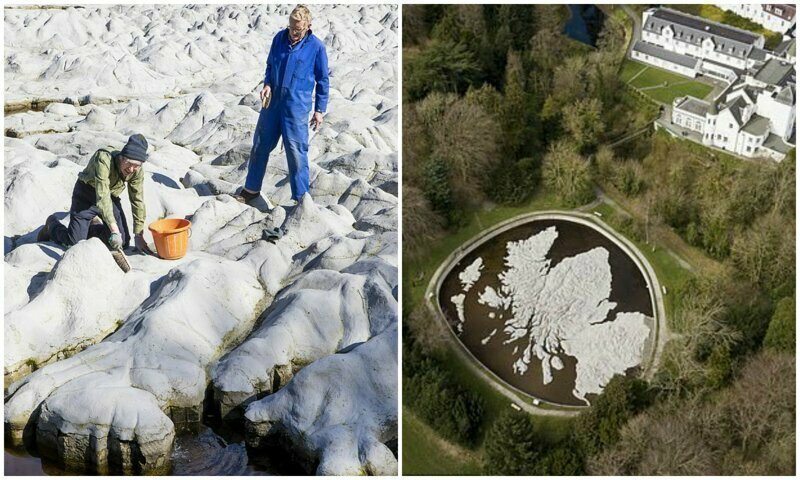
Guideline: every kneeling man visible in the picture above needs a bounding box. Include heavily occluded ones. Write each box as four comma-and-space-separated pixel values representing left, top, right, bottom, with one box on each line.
39, 133, 150, 254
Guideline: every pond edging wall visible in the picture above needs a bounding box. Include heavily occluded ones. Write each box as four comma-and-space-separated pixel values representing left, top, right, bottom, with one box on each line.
425, 210, 667, 413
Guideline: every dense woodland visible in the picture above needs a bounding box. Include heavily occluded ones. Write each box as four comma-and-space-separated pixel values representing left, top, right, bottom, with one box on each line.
402, 4, 795, 475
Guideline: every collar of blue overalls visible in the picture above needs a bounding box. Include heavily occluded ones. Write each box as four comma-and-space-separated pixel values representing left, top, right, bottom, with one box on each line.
286, 28, 312, 48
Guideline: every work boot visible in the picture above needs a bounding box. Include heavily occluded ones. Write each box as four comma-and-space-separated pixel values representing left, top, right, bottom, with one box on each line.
37, 214, 59, 242
233, 188, 260, 204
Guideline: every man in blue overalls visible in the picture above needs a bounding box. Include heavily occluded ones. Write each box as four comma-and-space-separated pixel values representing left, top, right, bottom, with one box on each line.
237, 4, 329, 205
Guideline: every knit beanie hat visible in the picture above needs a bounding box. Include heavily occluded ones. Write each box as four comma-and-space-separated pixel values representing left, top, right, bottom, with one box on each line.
120, 134, 148, 162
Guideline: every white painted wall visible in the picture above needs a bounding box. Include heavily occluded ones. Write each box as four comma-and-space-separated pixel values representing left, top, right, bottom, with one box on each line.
756, 90, 796, 139
720, 4, 795, 33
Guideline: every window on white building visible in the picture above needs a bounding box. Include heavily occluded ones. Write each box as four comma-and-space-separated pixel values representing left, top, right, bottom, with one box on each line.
746, 146, 751, 152
729, 123, 733, 128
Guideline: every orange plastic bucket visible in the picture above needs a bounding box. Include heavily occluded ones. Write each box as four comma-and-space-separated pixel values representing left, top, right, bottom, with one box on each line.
148, 218, 191, 260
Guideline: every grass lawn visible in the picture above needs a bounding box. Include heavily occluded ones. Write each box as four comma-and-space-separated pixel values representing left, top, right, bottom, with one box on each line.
620, 59, 714, 104
402, 408, 482, 475
620, 59, 646, 83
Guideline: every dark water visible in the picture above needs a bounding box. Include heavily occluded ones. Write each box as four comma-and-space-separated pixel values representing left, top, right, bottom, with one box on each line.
4, 425, 304, 475
563, 4, 605, 46
439, 219, 653, 406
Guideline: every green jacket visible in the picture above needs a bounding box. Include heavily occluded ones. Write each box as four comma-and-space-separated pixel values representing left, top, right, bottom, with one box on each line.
77, 148, 146, 234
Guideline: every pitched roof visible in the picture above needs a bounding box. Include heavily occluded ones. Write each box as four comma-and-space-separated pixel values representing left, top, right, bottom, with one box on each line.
774, 38, 796, 58
632, 40, 699, 69
645, 9, 761, 60
675, 96, 710, 117
762, 133, 792, 154
763, 4, 795, 22
720, 96, 750, 126
749, 47, 768, 62
775, 85, 795, 106
742, 114, 771, 136
753, 58, 794, 86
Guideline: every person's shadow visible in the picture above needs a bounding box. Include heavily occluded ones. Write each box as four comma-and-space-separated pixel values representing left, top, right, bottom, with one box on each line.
150, 172, 181, 189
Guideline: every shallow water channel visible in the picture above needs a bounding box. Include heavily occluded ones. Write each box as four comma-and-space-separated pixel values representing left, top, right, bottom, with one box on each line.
438, 218, 654, 406
4, 424, 304, 475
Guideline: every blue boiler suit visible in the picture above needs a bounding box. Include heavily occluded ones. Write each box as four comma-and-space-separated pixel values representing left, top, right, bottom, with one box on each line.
245, 29, 330, 200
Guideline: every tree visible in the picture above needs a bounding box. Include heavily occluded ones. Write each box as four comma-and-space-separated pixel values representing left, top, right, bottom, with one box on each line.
464, 83, 502, 116
573, 375, 652, 457
591, 352, 795, 476
535, 447, 584, 475
402, 185, 443, 259
405, 305, 449, 355
762, 296, 795, 353
430, 96, 501, 199
483, 410, 542, 474
594, 145, 616, 182
541, 140, 594, 207
731, 213, 796, 297
421, 156, 454, 220
403, 5, 432, 47
546, 56, 592, 116
404, 39, 480, 101
500, 49, 528, 158
561, 97, 604, 153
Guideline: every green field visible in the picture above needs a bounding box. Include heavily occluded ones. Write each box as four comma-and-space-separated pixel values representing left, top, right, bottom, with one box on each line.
620, 59, 714, 104
402, 408, 482, 475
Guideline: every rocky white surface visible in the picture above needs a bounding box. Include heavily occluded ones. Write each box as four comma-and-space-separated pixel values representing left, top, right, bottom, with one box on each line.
450, 293, 467, 334
458, 257, 483, 291
245, 324, 398, 476
473, 227, 651, 402
4, 3, 397, 475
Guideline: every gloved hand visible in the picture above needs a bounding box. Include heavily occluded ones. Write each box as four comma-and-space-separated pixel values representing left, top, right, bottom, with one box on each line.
108, 232, 123, 250
134, 233, 153, 255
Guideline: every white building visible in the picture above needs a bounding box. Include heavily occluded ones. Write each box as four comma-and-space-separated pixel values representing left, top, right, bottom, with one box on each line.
671, 60, 795, 160
718, 4, 796, 34
633, 8, 765, 82
635, 8, 795, 161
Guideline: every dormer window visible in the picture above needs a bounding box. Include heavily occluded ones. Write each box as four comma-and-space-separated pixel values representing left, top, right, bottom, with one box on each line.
775, 8, 782, 15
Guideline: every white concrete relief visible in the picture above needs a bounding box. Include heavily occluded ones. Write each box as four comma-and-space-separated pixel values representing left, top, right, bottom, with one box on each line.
468, 226, 652, 402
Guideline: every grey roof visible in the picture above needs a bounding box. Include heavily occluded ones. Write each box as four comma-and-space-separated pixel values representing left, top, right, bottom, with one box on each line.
742, 114, 771, 136
749, 47, 768, 62
675, 96, 710, 116
775, 86, 795, 106
645, 8, 761, 60
701, 57, 745, 76
762, 133, 792, 154
632, 40, 699, 69
730, 83, 763, 103
763, 4, 795, 22
721, 96, 750, 126
775, 38, 795, 58
753, 58, 794, 86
